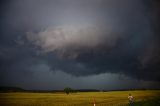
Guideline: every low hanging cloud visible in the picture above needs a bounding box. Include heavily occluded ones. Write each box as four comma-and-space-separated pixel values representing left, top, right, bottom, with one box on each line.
25, 21, 160, 81
26, 24, 125, 58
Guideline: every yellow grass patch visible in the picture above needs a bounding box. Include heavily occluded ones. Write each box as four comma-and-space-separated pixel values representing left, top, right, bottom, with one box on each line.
0, 90, 159, 106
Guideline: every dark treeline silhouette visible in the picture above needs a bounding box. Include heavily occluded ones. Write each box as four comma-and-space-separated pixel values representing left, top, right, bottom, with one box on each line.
0, 86, 159, 93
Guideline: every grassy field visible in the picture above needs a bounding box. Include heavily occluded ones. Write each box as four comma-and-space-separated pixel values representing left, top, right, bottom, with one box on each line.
0, 90, 160, 106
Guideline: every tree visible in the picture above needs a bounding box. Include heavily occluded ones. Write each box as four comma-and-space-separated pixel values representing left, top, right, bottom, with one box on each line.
64, 87, 72, 95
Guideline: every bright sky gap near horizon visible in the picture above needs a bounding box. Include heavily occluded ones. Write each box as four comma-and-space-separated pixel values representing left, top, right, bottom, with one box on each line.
0, 0, 160, 90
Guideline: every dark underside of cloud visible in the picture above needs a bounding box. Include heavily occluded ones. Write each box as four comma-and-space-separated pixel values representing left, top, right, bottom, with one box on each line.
0, 0, 160, 83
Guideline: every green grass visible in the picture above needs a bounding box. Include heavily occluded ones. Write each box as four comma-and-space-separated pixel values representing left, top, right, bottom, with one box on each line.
0, 90, 160, 106
132, 97, 160, 106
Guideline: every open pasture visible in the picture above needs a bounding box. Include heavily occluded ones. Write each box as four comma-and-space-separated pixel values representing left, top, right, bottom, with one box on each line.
0, 90, 160, 106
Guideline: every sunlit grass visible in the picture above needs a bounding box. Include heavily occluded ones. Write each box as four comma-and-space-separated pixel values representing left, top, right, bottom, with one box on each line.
0, 90, 160, 106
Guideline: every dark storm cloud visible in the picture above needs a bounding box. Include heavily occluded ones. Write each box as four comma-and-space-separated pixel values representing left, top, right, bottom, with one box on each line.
0, 0, 160, 89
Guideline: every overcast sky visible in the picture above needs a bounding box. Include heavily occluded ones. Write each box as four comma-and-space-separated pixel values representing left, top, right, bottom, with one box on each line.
0, 0, 160, 90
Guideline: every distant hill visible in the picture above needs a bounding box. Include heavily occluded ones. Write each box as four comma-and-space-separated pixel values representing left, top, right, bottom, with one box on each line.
74, 89, 99, 92
0, 86, 159, 93
0, 86, 25, 92
0, 86, 100, 93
